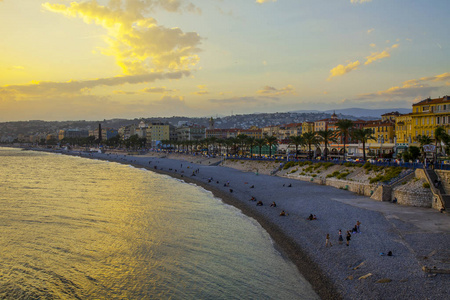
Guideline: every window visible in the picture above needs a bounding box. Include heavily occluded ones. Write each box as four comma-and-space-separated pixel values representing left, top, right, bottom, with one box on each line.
437, 117, 440, 124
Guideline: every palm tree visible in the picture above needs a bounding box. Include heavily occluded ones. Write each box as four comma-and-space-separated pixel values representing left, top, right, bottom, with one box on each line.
288, 135, 304, 159
236, 134, 248, 156
336, 119, 354, 161
208, 137, 218, 155
224, 138, 234, 156
316, 129, 338, 161
246, 136, 256, 158
351, 128, 375, 161
254, 138, 266, 158
265, 135, 278, 158
302, 132, 319, 159
434, 126, 448, 159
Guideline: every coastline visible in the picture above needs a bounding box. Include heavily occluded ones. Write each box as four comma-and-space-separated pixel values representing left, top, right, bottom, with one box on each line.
26, 149, 450, 299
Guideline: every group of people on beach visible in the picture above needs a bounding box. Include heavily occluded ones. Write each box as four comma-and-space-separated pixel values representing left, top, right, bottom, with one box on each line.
326, 221, 361, 247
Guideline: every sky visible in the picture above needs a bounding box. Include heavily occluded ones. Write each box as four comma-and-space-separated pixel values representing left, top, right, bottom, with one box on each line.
0, 0, 449, 122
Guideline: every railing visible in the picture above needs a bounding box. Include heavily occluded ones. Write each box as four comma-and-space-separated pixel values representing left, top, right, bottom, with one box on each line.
423, 168, 446, 211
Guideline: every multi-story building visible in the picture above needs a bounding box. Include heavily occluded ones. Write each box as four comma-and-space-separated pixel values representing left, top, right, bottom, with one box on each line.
411, 96, 450, 141
278, 123, 302, 141
301, 122, 314, 134
237, 128, 263, 139
363, 120, 396, 157
262, 125, 280, 137
314, 112, 338, 132
205, 129, 239, 139
58, 129, 89, 140
176, 125, 206, 141
147, 122, 172, 148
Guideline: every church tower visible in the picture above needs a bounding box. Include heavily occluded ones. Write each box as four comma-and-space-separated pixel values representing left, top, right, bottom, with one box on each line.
209, 117, 215, 130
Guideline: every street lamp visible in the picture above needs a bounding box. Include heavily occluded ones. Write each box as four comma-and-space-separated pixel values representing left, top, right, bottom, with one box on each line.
378, 136, 385, 158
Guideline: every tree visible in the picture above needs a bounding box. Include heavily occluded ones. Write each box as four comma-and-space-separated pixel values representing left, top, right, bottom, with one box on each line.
416, 134, 432, 160
236, 134, 248, 156
402, 146, 421, 162
265, 135, 278, 158
288, 135, 304, 159
302, 132, 319, 159
208, 137, 218, 155
246, 136, 256, 158
254, 138, 266, 158
317, 129, 338, 160
351, 128, 375, 161
434, 126, 448, 159
336, 119, 354, 161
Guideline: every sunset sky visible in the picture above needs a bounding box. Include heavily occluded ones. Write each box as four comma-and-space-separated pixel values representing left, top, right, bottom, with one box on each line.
1, 0, 449, 121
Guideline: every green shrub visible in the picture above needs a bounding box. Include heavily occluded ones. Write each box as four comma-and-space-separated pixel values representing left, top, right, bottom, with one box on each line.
327, 171, 340, 178
423, 182, 430, 188
337, 172, 350, 179
312, 174, 317, 177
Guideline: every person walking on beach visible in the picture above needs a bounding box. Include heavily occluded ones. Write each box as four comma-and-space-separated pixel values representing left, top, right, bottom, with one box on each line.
346, 231, 351, 246
326, 234, 332, 247
338, 230, 343, 245
356, 220, 361, 233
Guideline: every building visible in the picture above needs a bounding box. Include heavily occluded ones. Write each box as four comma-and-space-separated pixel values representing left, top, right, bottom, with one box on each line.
363, 120, 396, 158
301, 122, 314, 134
237, 128, 263, 139
411, 96, 450, 141
314, 112, 339, 132
262, 125, 280, 137
176, 125, 206, 141
147, 122, 172, 148
58, 129, 89, 140
278, 123, 302, 141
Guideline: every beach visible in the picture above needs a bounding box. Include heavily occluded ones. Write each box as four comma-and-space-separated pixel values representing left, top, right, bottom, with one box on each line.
59, 150, 450, 299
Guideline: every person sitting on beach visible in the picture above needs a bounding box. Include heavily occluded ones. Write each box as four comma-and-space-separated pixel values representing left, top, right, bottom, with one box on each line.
313, 215, 317, 220
307, 214, 314, 220
270, 201, 276, 207
287, 183, 292, 187
229, 189, 233, 193
250, 196, 256, 201
352, 225, 358, 234
256, 201, 263, 206
250, 185, 254, 188
279, 210, 286, 216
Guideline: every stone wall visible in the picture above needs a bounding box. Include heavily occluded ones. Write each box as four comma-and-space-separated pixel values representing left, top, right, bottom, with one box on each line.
287, 175, 376, 197
392, 189, 432, 208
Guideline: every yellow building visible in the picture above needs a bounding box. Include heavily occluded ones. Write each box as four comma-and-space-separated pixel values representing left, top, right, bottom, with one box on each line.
395, 113, 413, 144
301, 122, 314, 134
363, 120, 396, 144
237, 128, 263, 139
411, 96, 450, 142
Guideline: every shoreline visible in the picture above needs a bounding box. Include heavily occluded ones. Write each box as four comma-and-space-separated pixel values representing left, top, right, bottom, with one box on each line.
23, 148, 450, 299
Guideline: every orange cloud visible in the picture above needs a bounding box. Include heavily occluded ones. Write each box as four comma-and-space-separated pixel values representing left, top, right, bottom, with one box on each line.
328, 61, 360, 80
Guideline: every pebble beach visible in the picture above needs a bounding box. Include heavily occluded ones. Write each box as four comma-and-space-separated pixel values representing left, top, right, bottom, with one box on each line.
57, 150, 450, 299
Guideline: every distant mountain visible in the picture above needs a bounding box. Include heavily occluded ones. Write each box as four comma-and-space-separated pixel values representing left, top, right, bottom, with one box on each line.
292, 108, 411, 119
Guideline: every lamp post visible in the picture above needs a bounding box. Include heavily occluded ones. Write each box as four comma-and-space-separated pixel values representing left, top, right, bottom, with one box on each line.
378, 136, 384, 159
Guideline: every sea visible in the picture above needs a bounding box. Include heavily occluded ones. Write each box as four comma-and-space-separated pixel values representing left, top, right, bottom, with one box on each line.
0, 147, 318, 299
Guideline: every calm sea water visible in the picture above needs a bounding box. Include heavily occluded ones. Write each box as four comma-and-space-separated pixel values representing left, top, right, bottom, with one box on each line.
0, 147, 318, 299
